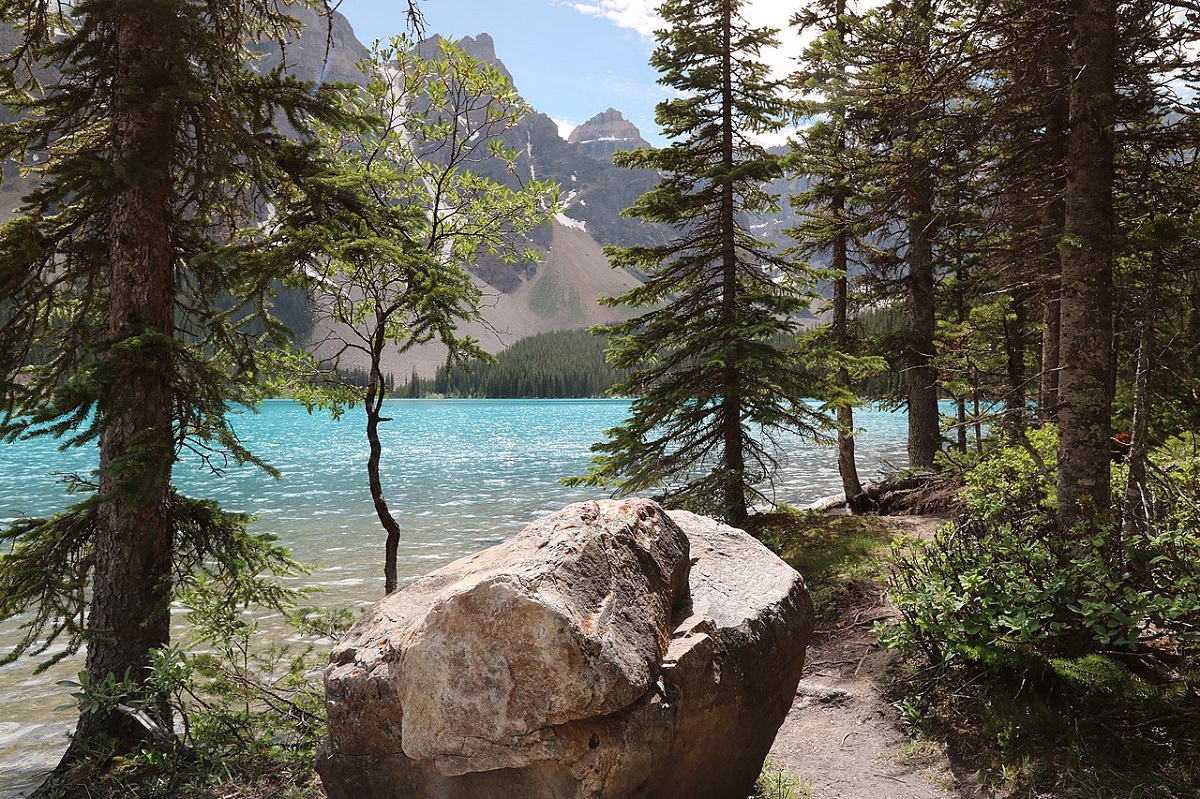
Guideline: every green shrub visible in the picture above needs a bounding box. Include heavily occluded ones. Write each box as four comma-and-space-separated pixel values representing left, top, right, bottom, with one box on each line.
884, 426, 1200, 687
45, 577, 351, 798
754, 760, 813, 799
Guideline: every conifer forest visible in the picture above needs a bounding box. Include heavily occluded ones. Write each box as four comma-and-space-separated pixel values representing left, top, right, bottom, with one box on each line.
1, 0, 1199, 797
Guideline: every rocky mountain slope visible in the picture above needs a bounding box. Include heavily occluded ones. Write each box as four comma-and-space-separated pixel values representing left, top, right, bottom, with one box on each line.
310, 215, 643, 381
569, 108, 651, 161
313, 29, 669, 379
1, 17, 811, 382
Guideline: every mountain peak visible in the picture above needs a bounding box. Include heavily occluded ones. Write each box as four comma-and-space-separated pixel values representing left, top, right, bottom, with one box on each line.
454, 33, 513, 83
458, 32, 496, 57
568, 109, 649, 161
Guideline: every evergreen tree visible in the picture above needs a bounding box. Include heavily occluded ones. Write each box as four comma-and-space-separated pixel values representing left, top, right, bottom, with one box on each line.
570, 0, 827, 523
788, 0, 888, 502
0, 0, 380, 783
1056, 0, 1118, 531
789, 0, 978, 470
422, 329, 626, 398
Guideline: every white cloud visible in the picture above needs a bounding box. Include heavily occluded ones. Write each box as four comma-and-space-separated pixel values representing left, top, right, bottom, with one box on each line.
551, 116, 581, 140
557, 1, 804, 78
551, 0, 830, 148
744, 3, 806, 80
559, 0, 661, 38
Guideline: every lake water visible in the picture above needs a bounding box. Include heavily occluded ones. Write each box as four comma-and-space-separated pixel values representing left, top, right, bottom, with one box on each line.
0, 398, 911, 795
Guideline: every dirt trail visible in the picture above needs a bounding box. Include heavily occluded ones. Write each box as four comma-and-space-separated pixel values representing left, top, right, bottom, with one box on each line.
768, 515, 964, 799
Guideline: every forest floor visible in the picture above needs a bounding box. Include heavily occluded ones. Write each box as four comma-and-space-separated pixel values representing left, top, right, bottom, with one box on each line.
751, 512, 976, 799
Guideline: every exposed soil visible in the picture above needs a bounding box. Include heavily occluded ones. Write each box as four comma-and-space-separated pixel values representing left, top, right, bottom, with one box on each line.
767, 515, 969, 799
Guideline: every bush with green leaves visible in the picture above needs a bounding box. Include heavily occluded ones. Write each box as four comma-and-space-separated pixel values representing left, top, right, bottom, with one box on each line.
884, 426, 1200, 693
48, 590, 350, 799
754, 760, 813, 799
20, 503, 353, 799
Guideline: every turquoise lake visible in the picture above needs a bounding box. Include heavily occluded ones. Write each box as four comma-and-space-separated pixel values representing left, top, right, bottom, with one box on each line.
0, 398, 912, 794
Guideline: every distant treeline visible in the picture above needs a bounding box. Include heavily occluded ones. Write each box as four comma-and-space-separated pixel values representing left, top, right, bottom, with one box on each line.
386, 315, 911, 401
400, 329, 625, 399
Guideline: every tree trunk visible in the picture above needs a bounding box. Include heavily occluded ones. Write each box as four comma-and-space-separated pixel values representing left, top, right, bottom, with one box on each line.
718, 0, 747, 524
833, 271, 863, 501
956, 398, 968, 452
973, 392, 983, 453
1037, 7, 1070, 422
1003, 291, 1028, 434
1121, 259, 1159, 545
906, 171, 940, 469
63, 6, 180, 764
831, 0, 863, 502
832, 219, 864, 499
1039, 276, 1062, 420
1056, 0, 1116, 532
366, 334, 404, 594
904, 0, 940, 470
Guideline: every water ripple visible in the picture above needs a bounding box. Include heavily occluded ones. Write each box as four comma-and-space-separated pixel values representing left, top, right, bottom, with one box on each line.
0, 398, 911, 789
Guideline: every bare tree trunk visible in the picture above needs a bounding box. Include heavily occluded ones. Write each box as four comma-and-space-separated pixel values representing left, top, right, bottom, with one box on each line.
1121, 260, 1159, 545
63, 7, 179, 764
366, 333, 404, 594
1057, 0, 1116, 532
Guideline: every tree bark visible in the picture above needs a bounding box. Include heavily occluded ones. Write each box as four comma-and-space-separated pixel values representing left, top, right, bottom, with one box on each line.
64, 5, 179, 761
718, 0, 748, 524
1056, 0, 1116, 531
1121, 259, 1159, 545
906, 170, 940, 469
366, 330, 404, 594
904, 0, 940, 470
1039, 276, 1062, 420
833, 275, 863, 500
1037, 6, 1070, 422
831, 0, 863, 501
1003, 291, 1028, 433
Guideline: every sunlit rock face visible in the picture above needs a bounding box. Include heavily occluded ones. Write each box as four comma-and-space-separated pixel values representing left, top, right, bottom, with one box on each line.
318, 498, 814, 799
568, 108, 651, 161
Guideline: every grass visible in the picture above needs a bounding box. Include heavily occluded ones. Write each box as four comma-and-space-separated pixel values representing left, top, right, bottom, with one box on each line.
753, 759, 813, 799
39, 742, 326, 799
743, 507, 896, 615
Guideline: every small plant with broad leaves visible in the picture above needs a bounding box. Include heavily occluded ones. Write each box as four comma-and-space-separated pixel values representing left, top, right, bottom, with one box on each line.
885, 426, 1200, 679
881, 426, 1200, 798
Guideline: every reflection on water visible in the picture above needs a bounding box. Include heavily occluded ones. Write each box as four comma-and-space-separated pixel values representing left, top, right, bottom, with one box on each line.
0, 398, 909, 794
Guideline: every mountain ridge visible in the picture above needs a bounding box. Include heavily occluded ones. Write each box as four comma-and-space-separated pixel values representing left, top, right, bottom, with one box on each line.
0, 15, 810, 384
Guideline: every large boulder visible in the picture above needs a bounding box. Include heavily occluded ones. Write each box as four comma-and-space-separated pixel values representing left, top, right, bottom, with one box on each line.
318, 499, 814, 799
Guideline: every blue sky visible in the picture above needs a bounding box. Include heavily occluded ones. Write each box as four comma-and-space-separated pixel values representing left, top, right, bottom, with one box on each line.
331, 0, 799, 146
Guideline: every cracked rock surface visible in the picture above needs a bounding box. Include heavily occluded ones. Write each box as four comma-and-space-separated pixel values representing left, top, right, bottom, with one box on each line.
318, 498, 814, 799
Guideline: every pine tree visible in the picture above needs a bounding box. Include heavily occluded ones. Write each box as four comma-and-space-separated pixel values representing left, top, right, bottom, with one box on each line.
788, 0, 890, 503
0, 0, 379, 782
1056, 0, 1118, 530
791, 0, 976, 470
570, 0, 828, 523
